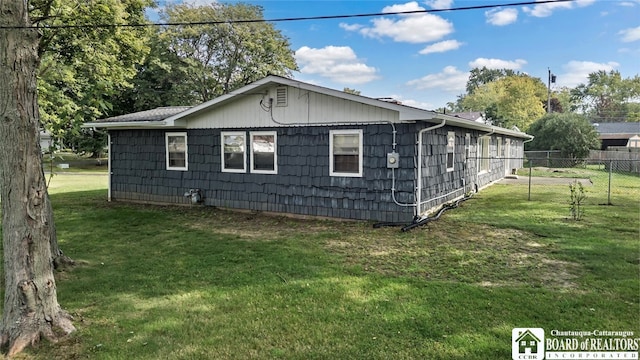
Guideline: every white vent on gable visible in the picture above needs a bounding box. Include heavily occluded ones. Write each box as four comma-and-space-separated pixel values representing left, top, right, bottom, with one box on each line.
275, 87, 288, 107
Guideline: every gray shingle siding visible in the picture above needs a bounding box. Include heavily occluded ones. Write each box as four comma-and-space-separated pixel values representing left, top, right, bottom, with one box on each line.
109, 123, 522, 223
110, 125, 414, 222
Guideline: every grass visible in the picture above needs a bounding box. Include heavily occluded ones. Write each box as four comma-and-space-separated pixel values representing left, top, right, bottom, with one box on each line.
43, 151, 108, 173
1, 168, 638, 359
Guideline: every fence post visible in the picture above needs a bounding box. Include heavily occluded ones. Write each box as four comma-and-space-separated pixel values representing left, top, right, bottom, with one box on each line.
547, 151, 550, 168
608, 159, 613, 205
528, 159, 532, 201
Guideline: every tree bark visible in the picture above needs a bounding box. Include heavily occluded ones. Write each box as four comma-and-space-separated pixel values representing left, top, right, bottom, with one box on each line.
0, 1, 75, 356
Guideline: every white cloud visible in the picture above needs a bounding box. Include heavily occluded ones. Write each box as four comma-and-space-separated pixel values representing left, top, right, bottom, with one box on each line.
360, 14, 453, 43
295, 46, 379, 84
424, 0, 454, 10
559, 60, 619, 87
468, 58, 527, 70
343, 2, 453, 43
406, 66, 468, 92
523, 0, 595, 17
183, 0, 217, 6
419, 40, 463, 54
339, 23, 363, 31
485, 8, 518, 26
619, 26, 640, 42
382, 2, 424, 13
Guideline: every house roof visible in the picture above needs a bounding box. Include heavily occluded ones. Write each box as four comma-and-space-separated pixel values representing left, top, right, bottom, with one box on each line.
593, 122, 640, 136
90, 106, 192, 127
85, 75, 531, 139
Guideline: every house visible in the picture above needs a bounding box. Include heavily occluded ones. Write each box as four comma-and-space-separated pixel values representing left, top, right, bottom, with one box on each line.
515, 329, 541, 354
593, 122, 640, 150
39, 129, 53, 153
84, 76, 531, 224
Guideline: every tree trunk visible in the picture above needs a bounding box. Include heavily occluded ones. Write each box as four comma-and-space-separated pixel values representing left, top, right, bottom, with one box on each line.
0, 1, 75, 356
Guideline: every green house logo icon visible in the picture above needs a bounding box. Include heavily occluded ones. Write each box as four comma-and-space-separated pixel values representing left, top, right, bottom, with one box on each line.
512, 328, 545, 360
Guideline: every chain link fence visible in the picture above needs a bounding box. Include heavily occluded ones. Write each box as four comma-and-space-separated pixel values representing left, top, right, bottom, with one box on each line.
498, 150, 640, 205
524, 150, 640, 174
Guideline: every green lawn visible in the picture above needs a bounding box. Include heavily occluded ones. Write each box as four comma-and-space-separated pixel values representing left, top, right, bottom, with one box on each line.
2, 169, 639, 359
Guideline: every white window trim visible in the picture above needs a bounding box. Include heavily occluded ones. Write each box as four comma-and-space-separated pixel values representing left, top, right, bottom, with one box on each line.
446, 131, 455, 172
329, 129, 363, 177
165, 132, 188, 171
496, 136, 503, 158
221, 131, 246, 173
250, 131, 277, 174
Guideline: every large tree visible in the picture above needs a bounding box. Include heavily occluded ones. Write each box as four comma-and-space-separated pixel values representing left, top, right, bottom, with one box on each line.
527, 113, 601, 162
571, 70, 640, 122
157, 3, 297, 104
465, 67, 516, 95
36, 0, 152, 149
460, 74, 547, 130
0, 0, 75, 356
110, 33, 199, 115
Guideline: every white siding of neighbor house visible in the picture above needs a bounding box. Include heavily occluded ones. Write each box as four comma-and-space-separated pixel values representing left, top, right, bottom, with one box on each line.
184, 85, 400, 129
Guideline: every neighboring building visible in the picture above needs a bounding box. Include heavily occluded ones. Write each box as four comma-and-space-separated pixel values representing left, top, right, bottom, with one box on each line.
594, 122, 640, 149
449, 111, 486, 124
39, 129, 53, 153
85, 76, 531, 223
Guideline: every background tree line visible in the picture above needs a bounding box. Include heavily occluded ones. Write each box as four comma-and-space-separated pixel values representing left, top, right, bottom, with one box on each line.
443, 67, 640, 126
37, 1, 297, 157
440, 67, 639, 161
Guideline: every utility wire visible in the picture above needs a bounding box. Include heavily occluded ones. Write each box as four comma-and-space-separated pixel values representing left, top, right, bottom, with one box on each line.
1, 0, 576, 30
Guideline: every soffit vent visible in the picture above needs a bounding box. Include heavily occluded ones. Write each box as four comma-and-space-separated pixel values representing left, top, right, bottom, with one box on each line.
275, 87, 288, 107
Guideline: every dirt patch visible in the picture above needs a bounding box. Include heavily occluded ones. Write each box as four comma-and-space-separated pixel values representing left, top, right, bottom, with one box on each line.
168, 205, 583, 290
324, 222, 582, 290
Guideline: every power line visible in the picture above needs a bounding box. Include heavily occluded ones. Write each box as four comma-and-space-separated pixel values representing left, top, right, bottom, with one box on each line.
0, 0, 576, 30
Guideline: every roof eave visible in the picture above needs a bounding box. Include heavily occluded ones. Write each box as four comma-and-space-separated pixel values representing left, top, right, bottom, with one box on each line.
82, 120, 168, 129
433, 113, 533, 139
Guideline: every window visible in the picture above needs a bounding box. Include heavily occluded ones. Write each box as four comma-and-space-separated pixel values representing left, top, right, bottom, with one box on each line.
221, 132, 246, 172
446, 131, 455, 172
166, 132, 188, 171
250, 131, 277, 174
479, 136, 490, 172
330, 129, 363, 177
497, 136, 503, 158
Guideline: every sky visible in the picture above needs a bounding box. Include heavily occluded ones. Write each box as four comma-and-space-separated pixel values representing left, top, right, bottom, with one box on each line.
149, 0, 640, 110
